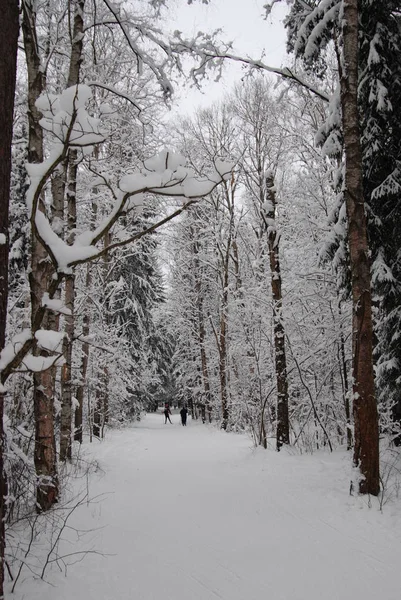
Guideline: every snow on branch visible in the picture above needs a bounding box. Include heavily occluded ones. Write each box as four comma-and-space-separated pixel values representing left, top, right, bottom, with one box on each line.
20, 352, 65, 373
295, 0, 341, 63
263, 0, 286, 18
101, 0, 173, 97
172, 45, 330, 102
70, 151, 234, 266
0, 326, 66, 384
0, 330, 32, 377
26, 85, 235, 274
101, 0, 231, 96
36, 85, 105, 147
42, 293, 72, 316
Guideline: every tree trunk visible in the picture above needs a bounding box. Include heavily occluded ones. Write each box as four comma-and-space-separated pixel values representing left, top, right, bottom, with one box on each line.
59, 274, 74, 461
101, 230, 111, 431
265, 174, 290, 450
93, 229, 110, 438
218, 303, 229, 430
75, 266, 91, 442
59, 158, 77, 461
76, 195, 96, 442
218, 181, 236, 430
93, 399, 101, 438
337, 299, 352, 450
340, 0, 379, 495
22, 2, 59, 512
193, 237, 212, 422
0, 1, 19, 594
59, 0, 85, 461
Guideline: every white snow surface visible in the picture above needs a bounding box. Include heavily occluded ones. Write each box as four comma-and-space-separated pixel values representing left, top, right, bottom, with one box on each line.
10, 413, 401, 600
42, 293, 72, 315
35, 329, 65, 352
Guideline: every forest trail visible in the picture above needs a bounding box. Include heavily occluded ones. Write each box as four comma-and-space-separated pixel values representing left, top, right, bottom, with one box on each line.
19, 413, 401, 600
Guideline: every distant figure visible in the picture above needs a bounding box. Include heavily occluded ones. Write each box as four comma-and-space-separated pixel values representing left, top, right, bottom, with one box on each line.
164, 405, 172, 424
180, 406, 188, 426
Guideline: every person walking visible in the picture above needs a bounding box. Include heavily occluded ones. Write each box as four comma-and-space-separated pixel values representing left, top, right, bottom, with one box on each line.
164, 404, 172, 424
180, 406, 188, 426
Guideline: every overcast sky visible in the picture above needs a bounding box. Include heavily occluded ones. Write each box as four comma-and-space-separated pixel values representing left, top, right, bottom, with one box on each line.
168, 0, 289, 113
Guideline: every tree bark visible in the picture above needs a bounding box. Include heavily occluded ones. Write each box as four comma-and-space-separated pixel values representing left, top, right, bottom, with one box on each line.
0, 0, 19, 594
59, 157, 77, 461
94, 229, 111, 438
340, 0, 379, 495
265, 174, 290, 450
22, 1, 59, 512
75, 266, 91, 442
337, 299, 352, 450
59, 0, 85, 461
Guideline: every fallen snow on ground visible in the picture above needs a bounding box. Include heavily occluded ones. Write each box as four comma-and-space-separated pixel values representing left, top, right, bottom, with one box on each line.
10, 413, 401, 600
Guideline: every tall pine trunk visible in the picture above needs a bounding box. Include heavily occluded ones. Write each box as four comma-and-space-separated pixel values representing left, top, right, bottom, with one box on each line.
0, 0, 19, 594
340, 0, 379, 495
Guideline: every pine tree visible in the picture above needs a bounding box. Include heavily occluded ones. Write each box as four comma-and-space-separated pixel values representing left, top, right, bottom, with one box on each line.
358, 1, 401, 440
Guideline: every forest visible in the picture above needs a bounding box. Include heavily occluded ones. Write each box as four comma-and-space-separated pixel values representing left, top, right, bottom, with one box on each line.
1, 0, 401, 597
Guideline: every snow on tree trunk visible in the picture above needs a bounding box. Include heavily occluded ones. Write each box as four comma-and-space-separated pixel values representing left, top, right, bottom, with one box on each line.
0, 0, 19, 594
60, 158, 78, 460
340, 0, 379, 495
22, 2, 59, 511
60, 0, 85, 461
60, 158, 78, 461
265, 173, 290, 450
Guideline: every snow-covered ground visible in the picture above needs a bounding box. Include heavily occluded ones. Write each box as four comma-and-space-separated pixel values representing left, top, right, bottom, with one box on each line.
10, 413, 401, 600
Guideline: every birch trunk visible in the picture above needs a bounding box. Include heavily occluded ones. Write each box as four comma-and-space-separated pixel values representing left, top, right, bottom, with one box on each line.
340, 0, 379, 495
59, 160, 77, 460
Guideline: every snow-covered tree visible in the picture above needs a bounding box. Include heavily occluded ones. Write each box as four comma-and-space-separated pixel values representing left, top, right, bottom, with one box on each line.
274, 0, 379, 494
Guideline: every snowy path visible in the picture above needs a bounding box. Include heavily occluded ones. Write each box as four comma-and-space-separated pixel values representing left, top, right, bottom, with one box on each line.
19, 413, 401, 600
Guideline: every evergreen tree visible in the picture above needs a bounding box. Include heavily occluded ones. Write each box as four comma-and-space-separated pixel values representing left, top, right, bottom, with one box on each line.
358, 1, 401, 438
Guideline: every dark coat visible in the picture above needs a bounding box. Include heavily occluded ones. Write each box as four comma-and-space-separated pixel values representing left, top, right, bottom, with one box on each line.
180, 408, 188, 423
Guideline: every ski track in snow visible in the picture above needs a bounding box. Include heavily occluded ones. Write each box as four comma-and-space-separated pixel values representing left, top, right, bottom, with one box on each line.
12, 413, 401, 600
